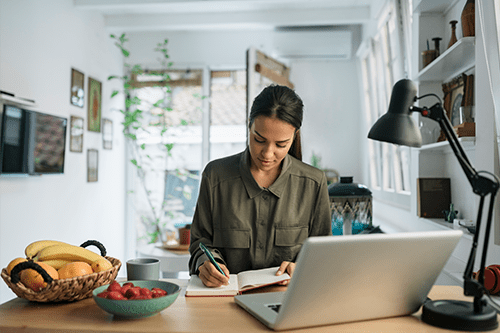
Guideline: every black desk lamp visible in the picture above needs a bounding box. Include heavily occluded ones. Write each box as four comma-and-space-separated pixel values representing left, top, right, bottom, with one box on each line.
368, 79, 500, 331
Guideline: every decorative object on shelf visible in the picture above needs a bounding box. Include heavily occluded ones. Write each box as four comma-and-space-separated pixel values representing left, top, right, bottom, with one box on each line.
439, 74, 476, 140
462, 73, 475, 122
87, 77, 102, 132
432, 37, 442, 57
102, 118, 113, 150
447, 20, 458, 49
422, 49, 437, 69
419, 119, 440, 144
368, 78, 500, 331
461, 0, 475, 37
87, 148, 98, 182
69, 115, 84, 153
443, 203, 459, 222
70, 68, 84, 108
328, 177, 372, 236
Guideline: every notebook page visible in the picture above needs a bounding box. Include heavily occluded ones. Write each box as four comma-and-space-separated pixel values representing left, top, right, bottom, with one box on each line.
237, 267, 290, 291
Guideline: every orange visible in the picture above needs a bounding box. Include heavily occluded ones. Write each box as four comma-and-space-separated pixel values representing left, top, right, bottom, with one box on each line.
58, 261, 93, 279
91, 258, 113, 273
6, 257, 28, 276
20, 262, 59, 292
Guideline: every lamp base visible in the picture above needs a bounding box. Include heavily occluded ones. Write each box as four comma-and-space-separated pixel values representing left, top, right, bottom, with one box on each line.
422, 299, 498, 331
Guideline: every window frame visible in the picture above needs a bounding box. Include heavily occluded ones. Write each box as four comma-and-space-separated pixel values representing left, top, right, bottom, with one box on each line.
358, 0, 412, 209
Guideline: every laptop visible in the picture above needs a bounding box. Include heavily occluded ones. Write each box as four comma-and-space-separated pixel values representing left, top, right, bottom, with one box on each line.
234, 229, 462, 331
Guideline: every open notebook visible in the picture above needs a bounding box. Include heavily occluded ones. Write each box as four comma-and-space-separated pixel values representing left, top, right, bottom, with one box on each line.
186, 267, 290, 297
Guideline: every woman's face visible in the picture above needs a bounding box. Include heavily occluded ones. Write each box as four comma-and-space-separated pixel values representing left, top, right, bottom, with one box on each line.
248, 116, 296, 173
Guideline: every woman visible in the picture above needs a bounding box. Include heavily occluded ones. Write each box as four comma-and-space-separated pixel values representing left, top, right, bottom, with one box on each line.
189, 85, 331, 287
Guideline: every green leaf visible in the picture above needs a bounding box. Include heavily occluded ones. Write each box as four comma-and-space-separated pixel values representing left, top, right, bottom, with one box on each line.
140, 143, 146, 150
110, 90, 119, 98
153, 99, 164, 107
165, 143, 174, 152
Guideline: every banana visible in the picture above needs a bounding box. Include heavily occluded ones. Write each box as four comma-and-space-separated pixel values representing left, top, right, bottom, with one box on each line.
34, 244, 104, 264
35, 258, 73, 270
25, 240, 71, 259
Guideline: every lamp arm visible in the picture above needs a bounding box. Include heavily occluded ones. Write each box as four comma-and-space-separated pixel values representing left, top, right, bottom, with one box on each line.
412, 103, 478, 183
413, 102, 500, 312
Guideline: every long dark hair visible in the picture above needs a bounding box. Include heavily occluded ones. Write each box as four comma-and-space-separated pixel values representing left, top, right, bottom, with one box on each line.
249, 85, 303, 161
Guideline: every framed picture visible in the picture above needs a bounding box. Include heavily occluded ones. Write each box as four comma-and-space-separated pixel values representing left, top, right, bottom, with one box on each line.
87, 77, 102, 132
102, 118, 113, 150
70, 68, 85, 108
442, 75, 464, 126
69, 115, 84, 152
87, 149, 98, 182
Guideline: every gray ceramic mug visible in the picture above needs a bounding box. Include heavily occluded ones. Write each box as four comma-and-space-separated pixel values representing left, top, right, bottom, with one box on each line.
126, 258, 160, 280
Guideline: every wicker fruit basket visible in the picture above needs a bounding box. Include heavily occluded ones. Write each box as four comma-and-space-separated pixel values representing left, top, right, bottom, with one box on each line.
1, 256, 121, 303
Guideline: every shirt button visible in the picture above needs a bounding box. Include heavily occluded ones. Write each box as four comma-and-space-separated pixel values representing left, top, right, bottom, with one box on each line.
258, 242, 264, 249
263, 195, 268, 200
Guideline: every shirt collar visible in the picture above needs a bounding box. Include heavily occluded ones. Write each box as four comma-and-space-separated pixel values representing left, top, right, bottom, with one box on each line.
240, 148, 291, 199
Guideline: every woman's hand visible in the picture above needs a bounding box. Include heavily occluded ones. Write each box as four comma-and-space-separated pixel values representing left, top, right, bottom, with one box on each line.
198, 260, 230, 287
276, 261, 296, 286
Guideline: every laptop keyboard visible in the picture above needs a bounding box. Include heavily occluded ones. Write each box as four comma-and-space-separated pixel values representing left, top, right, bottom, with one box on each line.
268, 304, 281, 313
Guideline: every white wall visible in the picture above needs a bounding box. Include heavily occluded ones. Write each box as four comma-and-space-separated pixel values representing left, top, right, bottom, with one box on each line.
126, 30, 363, 180
0, 0, 126, 303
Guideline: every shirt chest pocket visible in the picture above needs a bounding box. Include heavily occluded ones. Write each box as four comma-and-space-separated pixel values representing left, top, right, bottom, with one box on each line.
275, 226, 308, 246
213, 229, 251, 249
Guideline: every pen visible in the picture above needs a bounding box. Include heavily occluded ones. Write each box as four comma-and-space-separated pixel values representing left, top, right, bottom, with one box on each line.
199, 242, 228, 277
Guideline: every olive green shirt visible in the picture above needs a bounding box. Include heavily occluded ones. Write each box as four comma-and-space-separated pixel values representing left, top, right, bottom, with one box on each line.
188, 148, 332, 275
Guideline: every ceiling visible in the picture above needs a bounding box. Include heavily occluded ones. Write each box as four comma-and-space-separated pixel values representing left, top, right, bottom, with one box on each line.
73, 0, 376, 33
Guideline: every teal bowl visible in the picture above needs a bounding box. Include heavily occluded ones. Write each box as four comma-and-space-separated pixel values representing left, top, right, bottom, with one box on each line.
92, 280, 180, 318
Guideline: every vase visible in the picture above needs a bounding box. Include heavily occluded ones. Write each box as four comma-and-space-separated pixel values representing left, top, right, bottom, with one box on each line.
448, 20, 458, 49
461, 0, 475, 37
432, 37, 442, 57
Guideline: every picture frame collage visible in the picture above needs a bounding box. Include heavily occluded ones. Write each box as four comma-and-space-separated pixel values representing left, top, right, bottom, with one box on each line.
70, 68, 114, 182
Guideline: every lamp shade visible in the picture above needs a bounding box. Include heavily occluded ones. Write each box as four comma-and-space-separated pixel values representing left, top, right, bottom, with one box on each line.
368, 79, 423, 147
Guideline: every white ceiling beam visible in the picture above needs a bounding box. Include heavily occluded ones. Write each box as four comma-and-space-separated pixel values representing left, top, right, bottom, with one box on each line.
103, 7, 370, 32
74, 0, 370, 14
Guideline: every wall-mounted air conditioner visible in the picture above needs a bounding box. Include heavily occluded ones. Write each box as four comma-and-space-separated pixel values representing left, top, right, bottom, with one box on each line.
273, 26, 353, 60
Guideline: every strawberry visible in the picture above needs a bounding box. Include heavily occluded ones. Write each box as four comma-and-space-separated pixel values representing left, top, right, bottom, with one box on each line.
107, 280, 122, 293
125, 287, 141, 299
107, 291, 127, 300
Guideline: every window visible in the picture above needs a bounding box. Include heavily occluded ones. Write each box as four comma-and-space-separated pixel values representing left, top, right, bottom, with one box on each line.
209, 70, 247, 160
130, 69, 247, 241
358, 0, 411, 207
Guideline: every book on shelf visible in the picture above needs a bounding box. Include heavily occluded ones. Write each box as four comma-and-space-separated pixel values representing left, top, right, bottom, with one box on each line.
185, 267, 290, 297
417, 178, 451, 219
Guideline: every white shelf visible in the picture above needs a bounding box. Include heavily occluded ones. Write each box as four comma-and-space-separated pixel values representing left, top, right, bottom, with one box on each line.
421, 218, 475, 240
413, 0, 457, 13
416, 37, 475, 82
418, 137, 475, 152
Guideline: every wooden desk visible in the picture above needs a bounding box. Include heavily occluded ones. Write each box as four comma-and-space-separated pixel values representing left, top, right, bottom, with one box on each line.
0, 283, 499, 333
